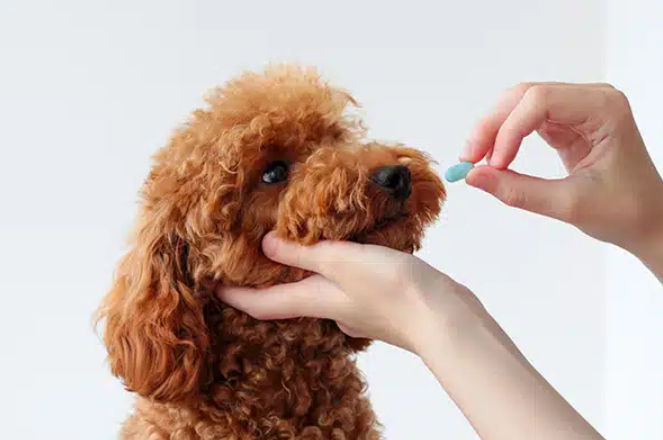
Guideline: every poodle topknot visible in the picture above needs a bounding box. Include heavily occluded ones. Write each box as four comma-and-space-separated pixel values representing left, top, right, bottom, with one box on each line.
98, 65, 445, 439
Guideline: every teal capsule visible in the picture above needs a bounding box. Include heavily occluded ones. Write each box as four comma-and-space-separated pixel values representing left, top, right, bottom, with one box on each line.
444, 161, 474, 182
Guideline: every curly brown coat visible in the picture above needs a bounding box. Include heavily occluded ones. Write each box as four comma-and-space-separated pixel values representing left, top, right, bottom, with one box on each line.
97, 65, 445, 439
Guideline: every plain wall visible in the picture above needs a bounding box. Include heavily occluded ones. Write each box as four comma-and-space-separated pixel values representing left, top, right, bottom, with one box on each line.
604, 0, 663, 438
0, 1, 614, 438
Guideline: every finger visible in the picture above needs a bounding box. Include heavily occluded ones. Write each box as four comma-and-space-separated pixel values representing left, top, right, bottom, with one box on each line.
217, 275, 346, 320
262, 232, 355, 275
461, 82, 615, 164
461, 83, 531, 163
489, 85, 616, 169
466, 165, 578, 222
336, 322, 365, 338
262, 232, 364, 277
264, 232, 416, 289
484, 145, 494, 165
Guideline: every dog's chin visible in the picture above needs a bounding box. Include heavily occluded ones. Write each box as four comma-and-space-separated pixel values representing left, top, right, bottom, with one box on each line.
348, 215, 419, 254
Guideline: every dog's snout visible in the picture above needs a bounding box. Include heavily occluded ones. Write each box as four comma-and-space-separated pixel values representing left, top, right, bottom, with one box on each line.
372, 165, 411, 200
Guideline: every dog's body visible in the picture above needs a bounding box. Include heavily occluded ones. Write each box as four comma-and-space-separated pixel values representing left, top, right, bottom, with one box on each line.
99, 66, 444, 439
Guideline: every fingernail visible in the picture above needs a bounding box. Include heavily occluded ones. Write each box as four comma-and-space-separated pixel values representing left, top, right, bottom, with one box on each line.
460, 139, 474, 161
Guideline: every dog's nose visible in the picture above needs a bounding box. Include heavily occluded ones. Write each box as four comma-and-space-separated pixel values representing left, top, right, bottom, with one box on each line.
372, 165, 411, 200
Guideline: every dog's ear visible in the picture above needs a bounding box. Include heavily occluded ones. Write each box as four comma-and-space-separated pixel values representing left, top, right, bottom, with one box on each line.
97, 222, 209, 402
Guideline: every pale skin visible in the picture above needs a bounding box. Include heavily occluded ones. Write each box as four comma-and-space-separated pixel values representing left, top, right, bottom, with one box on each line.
218, 83, 663, 440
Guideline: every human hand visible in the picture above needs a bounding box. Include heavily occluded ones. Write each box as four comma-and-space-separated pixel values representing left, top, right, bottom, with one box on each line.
218, 233, 605, 440
217, 232, 481, 354
462, 83, 663, 259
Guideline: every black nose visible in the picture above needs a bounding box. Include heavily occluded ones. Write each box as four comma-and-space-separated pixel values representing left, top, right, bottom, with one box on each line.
372, 165, 411, 200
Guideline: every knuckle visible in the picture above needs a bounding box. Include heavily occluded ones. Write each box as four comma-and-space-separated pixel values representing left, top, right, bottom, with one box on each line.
500, 187, 527, 209
608, 88, 631, 110
523, 85, 550, 106
557, 181, 593, 223
601, 88, 633, 123
512, 82, 534, 95
558, 192, 583, 223
498, 82, 531, 103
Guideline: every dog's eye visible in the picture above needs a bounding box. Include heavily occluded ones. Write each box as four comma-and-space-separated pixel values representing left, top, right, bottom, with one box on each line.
262, 160, 289, 184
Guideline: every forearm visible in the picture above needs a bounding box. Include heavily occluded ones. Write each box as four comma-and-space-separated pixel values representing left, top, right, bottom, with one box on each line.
417, 298, 604, 440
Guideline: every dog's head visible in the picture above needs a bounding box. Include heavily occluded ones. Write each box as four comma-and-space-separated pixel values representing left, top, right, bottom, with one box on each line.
99, 66, 445, 402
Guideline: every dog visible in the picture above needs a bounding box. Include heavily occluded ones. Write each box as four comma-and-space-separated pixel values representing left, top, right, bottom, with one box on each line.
98, 65, 445, 439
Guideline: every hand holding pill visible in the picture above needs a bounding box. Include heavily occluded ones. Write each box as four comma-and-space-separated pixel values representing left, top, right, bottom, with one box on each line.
452, 82, 663, 280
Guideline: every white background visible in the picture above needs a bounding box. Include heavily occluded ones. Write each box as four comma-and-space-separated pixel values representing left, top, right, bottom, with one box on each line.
604, 1, 663, 438
0, 1, 660, 439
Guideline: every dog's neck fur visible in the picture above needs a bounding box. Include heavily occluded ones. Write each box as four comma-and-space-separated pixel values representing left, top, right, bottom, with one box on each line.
123, 303, 381, 439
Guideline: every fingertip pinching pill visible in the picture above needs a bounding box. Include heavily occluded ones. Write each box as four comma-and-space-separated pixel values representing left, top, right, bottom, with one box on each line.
445, 161, 474, 182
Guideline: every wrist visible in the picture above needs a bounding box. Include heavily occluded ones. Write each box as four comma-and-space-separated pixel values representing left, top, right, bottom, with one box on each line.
413, 284, 532, 395
408, 280, 491, 360
625, 186, 663, 280
629, 221, 663, 282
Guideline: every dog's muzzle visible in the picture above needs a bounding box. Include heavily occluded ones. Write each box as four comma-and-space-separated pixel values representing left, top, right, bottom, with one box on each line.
371, 165, 412, 200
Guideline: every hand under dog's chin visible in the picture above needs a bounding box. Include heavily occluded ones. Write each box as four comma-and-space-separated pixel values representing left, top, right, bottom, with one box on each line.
226, 215, 425, 289
266, 219, 421, 286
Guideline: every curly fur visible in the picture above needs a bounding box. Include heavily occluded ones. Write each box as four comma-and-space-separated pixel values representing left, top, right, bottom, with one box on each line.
97, 65, 445, 440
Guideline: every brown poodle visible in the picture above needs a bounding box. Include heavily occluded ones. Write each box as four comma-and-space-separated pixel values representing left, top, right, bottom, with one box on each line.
98, 65, 445, 439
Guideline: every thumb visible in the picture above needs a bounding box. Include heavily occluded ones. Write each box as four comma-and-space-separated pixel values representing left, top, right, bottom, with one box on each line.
466, 165, 576, 222
262, 232, 364, 279
217, 275, 345, 320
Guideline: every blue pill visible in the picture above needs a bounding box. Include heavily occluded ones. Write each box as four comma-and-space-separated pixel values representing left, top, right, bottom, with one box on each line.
444, 161, 474, 182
